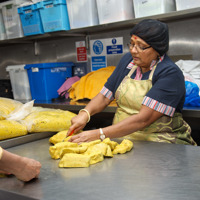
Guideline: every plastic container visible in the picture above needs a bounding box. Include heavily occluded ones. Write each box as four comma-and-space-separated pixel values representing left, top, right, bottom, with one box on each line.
96, 0, 134, 24
6, 65, 32, 100
18, 3, 44, 36
0, 6, 6, 40
24, 62, 74, 101
133, 0, 176, 18
66, 0, 99, 28
36, 0, 70, 33
1, 0, 27, 39
175, 0, 200, 11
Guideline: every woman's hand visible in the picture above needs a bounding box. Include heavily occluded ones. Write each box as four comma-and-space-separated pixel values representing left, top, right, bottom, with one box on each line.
68, 129, 100, 144
67, 111, 89, 136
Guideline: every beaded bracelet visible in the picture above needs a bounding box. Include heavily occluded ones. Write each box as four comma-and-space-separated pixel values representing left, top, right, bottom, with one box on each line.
79, 109, 90, 123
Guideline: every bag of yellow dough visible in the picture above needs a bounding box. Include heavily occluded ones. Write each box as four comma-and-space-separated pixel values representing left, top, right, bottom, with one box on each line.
0, 120, 27, 140
21, 108, 77, 132
0, 98, 23, 120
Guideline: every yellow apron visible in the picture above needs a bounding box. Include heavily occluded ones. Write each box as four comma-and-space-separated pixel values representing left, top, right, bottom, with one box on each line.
113, 65, 196, 145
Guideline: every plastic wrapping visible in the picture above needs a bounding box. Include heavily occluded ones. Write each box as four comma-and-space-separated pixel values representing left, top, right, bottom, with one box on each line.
184, 81, 200, 107
7, 100, 34, 121
0, 97, 23, 120
176, 60, 200, 90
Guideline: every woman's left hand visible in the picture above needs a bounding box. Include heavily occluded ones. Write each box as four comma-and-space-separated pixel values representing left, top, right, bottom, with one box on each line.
68, 129, 100, 144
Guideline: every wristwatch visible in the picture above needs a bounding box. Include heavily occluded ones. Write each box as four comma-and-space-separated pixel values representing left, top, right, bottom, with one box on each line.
99, 128, 106, 141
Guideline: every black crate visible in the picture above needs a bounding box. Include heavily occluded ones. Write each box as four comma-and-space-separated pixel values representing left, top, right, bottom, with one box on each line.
0, 79, 13, 99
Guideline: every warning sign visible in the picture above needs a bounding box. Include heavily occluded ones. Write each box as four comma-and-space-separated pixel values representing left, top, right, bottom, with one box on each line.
76, 41, 87, 62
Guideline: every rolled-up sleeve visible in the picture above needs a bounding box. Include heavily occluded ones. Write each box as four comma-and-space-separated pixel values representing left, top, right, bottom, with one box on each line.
143, 67, 185, 117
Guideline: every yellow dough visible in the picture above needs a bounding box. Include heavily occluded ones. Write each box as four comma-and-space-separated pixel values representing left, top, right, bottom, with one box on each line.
49, 132, 134, 168
59, 153, 90, 168
49, 142, 78, 159
60, 146, 88, 157
49, 130, 72, 144
102, 138, 118, 150
113, 139, 134, 154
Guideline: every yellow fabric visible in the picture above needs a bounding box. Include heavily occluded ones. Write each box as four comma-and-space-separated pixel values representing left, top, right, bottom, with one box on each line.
0, 120, 27, 141
0, 98, 23, 120
68, 66, 116, 101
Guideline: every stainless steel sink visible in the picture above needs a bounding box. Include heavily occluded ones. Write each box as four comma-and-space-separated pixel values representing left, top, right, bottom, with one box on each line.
0, 189, 39, 200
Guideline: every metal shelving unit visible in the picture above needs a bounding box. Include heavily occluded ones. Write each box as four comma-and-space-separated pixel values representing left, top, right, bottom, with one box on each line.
0, 7, 200, 46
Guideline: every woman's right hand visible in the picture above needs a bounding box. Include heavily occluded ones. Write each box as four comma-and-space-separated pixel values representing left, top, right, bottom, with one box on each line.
67, 110, 89, 136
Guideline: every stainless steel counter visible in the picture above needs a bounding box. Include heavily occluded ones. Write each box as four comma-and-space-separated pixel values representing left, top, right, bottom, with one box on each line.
0, 138, 200, 200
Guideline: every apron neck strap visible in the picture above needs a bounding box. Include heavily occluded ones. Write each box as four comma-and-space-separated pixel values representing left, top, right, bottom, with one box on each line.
127, 64, 157, 80
127, 65, 137, 77
148, 64, 157, 81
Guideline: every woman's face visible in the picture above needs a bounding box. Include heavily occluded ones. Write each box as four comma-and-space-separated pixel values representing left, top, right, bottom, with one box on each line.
129, 35, 159, 72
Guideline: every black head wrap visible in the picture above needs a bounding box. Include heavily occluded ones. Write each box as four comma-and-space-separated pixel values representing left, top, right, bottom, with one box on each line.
130, 19, 169, 56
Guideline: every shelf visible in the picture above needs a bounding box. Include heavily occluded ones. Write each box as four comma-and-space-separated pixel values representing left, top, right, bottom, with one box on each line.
0, 7, 200, 46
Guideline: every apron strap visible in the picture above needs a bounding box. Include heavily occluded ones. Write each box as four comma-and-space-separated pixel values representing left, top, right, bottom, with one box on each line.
127, 61, 158, 80
127, 65, 138, 78
148, 64, 157, 81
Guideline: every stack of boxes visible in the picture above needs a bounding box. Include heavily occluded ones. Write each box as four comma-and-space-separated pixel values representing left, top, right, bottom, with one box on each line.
0, 0, 199, 38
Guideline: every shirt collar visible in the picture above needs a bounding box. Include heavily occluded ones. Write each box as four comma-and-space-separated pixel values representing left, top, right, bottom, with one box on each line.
127, 54, 165, 70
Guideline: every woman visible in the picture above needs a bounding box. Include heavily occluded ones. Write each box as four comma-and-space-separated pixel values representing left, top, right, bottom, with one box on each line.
68, 19, 196, 145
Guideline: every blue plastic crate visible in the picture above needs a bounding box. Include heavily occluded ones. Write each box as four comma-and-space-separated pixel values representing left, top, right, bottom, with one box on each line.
24, 62, 74, 101
36, 0, 70, 33
18, 3, 44, 36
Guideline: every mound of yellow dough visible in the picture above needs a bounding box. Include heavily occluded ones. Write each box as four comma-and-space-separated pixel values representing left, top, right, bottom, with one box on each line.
49, 133, 134, 168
